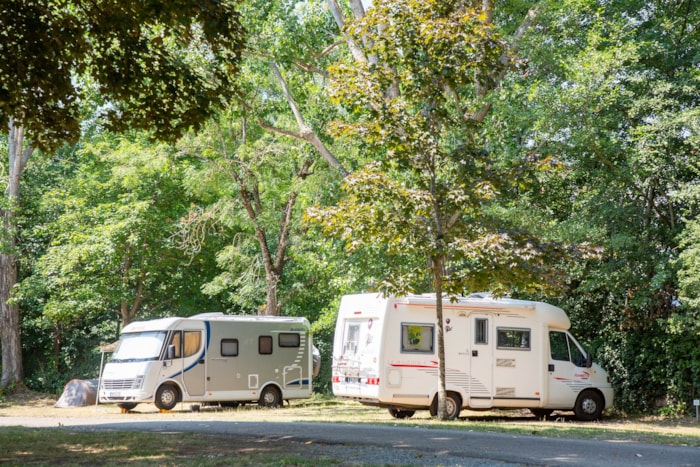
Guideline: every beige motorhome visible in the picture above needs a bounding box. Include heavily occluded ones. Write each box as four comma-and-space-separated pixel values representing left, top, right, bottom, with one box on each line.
332, 293, 613, 420
99, 313, 317, 411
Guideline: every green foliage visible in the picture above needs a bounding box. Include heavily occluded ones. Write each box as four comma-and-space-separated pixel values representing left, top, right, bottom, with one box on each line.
491, 0, 700, 413
6, 0, 700, 414
16, 133, 230, 385
0, 0, 245, 151
313, 0, 587, 299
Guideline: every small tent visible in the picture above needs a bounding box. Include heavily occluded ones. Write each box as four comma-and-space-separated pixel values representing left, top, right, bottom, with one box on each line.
55, 379, 98, 407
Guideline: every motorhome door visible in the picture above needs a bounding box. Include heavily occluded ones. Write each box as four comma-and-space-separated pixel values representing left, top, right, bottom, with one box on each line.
167, 329, 205, 397
468, 314, 493, 407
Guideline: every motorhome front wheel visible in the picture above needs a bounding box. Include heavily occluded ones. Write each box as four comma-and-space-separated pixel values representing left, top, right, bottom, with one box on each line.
574, 390, 604, 421
155, 384, 180, 411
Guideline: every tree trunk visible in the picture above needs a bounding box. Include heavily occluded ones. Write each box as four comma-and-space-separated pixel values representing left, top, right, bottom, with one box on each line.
262, 271, 280, 316
1, 118, 32, 388
0, 249, 22, 387
433, 256, 448, 420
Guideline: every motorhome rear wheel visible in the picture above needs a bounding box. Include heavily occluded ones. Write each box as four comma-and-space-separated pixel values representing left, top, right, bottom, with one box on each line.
259, 385, 282, 408
429, 392, 462, 419
388, 408, 415, 419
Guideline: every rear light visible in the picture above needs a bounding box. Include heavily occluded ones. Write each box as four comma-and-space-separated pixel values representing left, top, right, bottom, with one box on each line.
365, 377, 380, 385
332, 376, 341, 383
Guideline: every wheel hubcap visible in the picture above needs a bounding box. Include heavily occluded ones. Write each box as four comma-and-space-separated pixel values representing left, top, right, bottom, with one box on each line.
582, 397, 597, 414
162, 390, 175, 406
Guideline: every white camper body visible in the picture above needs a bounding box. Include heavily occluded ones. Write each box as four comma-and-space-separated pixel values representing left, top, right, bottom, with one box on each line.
99, 313, 314, 411
332, 293, 614, 420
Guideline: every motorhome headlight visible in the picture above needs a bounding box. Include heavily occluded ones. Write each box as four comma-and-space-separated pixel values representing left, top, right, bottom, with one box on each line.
133, 375, 145, 389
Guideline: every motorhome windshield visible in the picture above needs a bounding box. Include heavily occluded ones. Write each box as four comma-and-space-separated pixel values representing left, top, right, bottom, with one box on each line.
111, 331, 167, 362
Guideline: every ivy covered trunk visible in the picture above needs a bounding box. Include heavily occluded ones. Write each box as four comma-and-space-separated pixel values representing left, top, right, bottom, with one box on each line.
1, 119, 30, 388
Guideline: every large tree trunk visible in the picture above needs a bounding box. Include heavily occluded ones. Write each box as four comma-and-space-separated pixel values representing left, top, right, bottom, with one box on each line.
0, 249, 22, 387
1, 118, 32, 388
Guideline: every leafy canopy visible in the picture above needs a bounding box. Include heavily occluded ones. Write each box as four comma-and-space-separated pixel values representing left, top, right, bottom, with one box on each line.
0, 0, 245, 151
309, 0, 583, 297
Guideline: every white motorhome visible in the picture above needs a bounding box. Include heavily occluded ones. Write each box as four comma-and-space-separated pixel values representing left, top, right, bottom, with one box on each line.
332, 293, 614, 420
99, 313, 317, 411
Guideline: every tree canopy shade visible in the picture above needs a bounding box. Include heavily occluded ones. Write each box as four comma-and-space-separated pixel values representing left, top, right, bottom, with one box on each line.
0, 0, 245, 151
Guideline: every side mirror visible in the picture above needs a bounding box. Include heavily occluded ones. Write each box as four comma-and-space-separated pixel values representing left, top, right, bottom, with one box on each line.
167, 344, 176, 360
585, 353, 593, 368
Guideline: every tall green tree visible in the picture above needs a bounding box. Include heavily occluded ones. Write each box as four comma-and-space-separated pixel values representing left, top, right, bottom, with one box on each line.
311, 0, 583, 419
0, 1, 244, 388
17, 135, 227, 387
177, 117, 317, 316
487, 0, 700, 411
23, 135, 224, 327
171, 0, 361, 317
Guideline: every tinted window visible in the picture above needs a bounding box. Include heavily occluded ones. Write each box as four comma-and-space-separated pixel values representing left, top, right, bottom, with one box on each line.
259, 336, 273, 355
279, 333, 300, 348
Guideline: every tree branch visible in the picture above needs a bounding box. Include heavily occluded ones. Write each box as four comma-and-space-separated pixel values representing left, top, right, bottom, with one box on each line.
269, 62, 349, 176
468, 4, 542, 123
326, 0, 369, 64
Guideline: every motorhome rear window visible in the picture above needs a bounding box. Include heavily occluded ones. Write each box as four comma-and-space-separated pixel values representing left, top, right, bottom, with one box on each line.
279, 333, 300, 348
221, 339, 239, 357
259, 336, 273, 355
497, 328, 531, 350
401, 323, 434, 353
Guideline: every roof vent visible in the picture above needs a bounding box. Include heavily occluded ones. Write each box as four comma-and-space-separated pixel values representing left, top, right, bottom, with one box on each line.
467, 292, 493, 299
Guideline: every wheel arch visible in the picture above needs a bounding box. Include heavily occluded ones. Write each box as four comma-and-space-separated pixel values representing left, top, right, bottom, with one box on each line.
577, 387, 607, 408
428, 387, 468, 410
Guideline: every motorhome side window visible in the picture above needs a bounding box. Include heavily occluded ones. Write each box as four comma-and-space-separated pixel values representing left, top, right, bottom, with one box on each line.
259, 336, 273, 355
497, 328, 530, 350
550, 331, 569, 361
279, 333, 300, 348
475, 318, 488, 344
401, 323, 434, 353
183, 331, 202, 358
221, 338, 239, 357
549, 331, 586, 367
